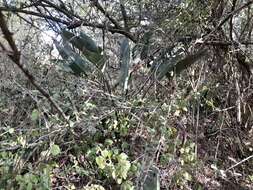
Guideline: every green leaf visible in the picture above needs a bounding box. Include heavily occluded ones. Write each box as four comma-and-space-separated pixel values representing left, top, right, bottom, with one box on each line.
50, 59, 72, 72
121, 181, 135, 190
70, 52, 94, 75
61, 30, 105, 66
54, 39, 69, 59
50, 144, 61, 156
105, 139, 114, 146
96, 156, 106, 169
143, 166, 160, 190
54, 39, 94, 75
80, 32, 101, 53
183, 172, 192, 181
117, 152, 128, 161
27, 182, 33, 190
83, 50, 105, 66
132, 30, 153, 60
31, 109, 39, 121
154, 48, 207, 80
114, 38, 131, 91
116, 178, 122, 184
116, 153, 131, 180
61, 30, 85, 52
140, 31, 153, 60
173, 49, 207, 75
68, 61, 84, 75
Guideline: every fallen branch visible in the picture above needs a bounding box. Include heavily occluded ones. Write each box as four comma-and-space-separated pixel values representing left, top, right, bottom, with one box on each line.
226, 154, 253, 172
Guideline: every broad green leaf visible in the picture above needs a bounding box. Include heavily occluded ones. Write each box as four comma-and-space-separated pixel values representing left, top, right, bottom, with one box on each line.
50, 144, 61, 156
27, 182, 32, 190
121, 181, 134, 190
96, 156, 106, 169
54, 40, 69, 59
154, 48, 207, 80
140, 31, 153, 59
132, 30, 153, 60
31, 109, 39, 121
83, 50, 105, 66
105, 139, 113, 146
116, 153, 131, 180
54, 39, 93, 75
50, 59, 72, 72
70, 52, 94, 75
143, 166, 160, 190
116, 178, 122, 184
113, 38, 130, 91
117, 152, 128, 161
183, 172, 192, 181
80, 32, 101, 53
101, 149, 111, 158
61, 30, 105, 66
118, 161, 130, 180
68, 61, 85, 76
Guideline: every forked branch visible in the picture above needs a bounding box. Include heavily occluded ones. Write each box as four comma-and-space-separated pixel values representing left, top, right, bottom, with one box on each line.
0, 11, 68, 122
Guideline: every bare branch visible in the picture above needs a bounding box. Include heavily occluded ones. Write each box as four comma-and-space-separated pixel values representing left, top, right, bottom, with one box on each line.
205, 0, 253, 37
0, 5, 137, 42
0, 6, 69, 24
92, 0, 121, 29
229, 0, 237, 41
119, 0, 129, 30
0, 11, 68, 122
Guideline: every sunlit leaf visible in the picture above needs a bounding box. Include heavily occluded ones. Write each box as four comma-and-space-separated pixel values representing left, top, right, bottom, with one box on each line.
50, 144, 61, 156
96, 156, 106, 169
31, 109, 39, 121
183, 172, 192, 181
